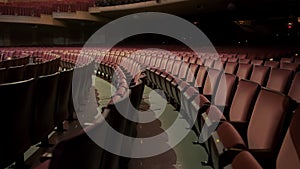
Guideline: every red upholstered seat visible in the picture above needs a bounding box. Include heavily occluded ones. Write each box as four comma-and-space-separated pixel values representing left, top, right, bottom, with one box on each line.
264, 60, 280, 68
236, 63, 253, 80
266, 68, 293, 94
225, 62, 238, 74
226, 106, 300, 169
211, 88, 293, 168
250, 65, 270, 86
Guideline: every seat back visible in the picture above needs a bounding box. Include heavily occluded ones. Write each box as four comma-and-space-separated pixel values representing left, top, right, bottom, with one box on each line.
225, 62, 238, 74
165, 59, 175, 73
177, 62, 190, 79
277, 106, 300, 169
170, 60, 182, 76
228, 58, 239, 63
31, 72, 60, 144
185, 63, 199, 84
239, 59, 251, 64
204, 59, 214, 68
0, 67, 7, 83
251, 59, 264, 66
25, 63, 40, 79
229, 80, 260, 122
247, 88, 292, 153
250, 65, 270, 86
203, 68, 222, 98
55, 69, 73, 127
0, 78, 35, 167
194, 65, 207, 89
266, 68, 293, 94
280, 57, 294, 63
280, 62, 299, 72
236, 63, 253, 80
189, 57, 197, 64
6, 65, 25, 83
288, 72, 300, 103
159, 58, 168, 70
213, 60, 224, 70
264, 60, 280, 68
213, 73, 238, 108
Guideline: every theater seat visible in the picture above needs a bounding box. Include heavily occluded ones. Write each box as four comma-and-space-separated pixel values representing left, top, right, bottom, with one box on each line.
194, 65, 208, 92
225, 62, 238, 74
212, 73, 238, 114
202, 68, 222, 100
250, 65, 270, 86
201, 79, 260, 144
264, 61, 280, 68
24, 63, 39, 79
236, 63, 253, 80
31, 72, 60, 145
210, 88, 293, 168
251, 60, 264, 66
239, 59, 251, 64
6, 65, 25, 83
226, 106, 300, 169
288, 72, 300, 103
0, 78, 35, 168
225, 80, 260, 123
266, 68, 293, 94
280, 57, 294, 63
0, 67, 7, 83
280, 62, 299, 72
55, 69, 73, 131
213, 60, 224, 70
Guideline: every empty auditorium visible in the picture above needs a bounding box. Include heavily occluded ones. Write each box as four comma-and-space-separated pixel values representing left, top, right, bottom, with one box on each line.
0, 0, 299, 169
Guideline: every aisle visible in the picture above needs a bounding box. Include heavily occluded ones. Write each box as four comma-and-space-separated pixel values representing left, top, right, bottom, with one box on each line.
95, 77, 212, 169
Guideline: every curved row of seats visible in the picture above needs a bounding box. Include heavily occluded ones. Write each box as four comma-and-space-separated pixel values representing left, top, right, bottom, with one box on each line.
0, 54, 29, 68
0, 54, 60, 84
95, 0, 153, 7
1, 47, 298, 169
0, 49, 96, 169
0, 0, 93, 17
34, 48, 146, 169
96, 47, 300, 169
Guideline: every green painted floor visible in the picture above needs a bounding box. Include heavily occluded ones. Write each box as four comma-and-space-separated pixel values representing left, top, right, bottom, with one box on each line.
95, 77, 212, 169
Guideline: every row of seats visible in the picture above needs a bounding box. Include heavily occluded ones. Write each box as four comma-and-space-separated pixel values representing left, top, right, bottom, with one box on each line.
35, 49, 146, 169
0, 70, 74, 168
96, 47, 300, 169
0, 0, 94, 17
95, 0, 153, 7
227, 106, 300, 169
0, 56, 60, 84
0, 55, 29, 68
0, 48, 97, 168
1, 46, 299, 168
